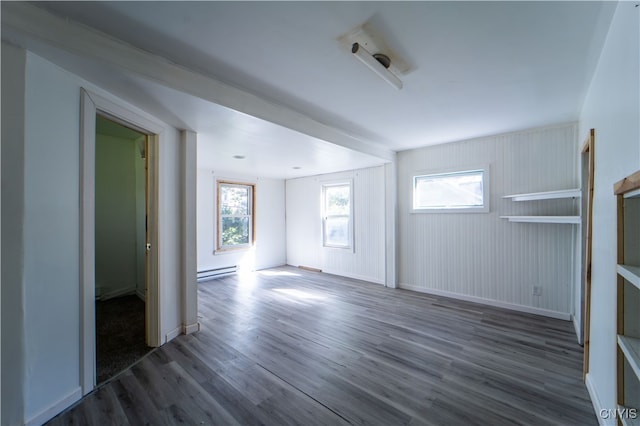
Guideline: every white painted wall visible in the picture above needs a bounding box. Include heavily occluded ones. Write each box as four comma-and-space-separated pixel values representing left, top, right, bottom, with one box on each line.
181, 131, 198, 333
95, 133, 145, 300
286, 166, 386, 284
1, 42, 27, 426
397, 124, 579, 319
2, 49, 191, 424
197, 169, 286, 273
22, 49, 84, 422
579, 2, 640, 417
157, 124, 183, 342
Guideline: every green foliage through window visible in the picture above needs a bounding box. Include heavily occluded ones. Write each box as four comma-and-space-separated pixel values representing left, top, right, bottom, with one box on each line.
323, 183, 352, 248
218, 182, 254, 249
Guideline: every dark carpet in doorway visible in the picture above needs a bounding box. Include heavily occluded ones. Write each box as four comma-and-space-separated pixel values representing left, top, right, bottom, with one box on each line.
96, 295, 150, 384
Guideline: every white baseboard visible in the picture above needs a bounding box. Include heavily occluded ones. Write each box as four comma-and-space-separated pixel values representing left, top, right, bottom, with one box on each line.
165, 326, 181, 343
98, 286, 136, 301
26, 386, 82, 426
322, 269, 385, 285
572, 314, 584, 345
399, 283, 571, 321
585, 373, 608, 425
136, 288, 145, 302
182, 322, 200, 335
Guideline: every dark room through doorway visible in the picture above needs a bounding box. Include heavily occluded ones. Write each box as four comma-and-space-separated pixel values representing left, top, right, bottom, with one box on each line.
94, 115, 151, 384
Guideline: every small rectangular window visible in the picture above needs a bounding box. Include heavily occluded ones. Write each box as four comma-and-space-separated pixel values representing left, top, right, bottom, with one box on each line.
217, 181, 255, 251
413, 167, 489, 213
322, 182, 353, 249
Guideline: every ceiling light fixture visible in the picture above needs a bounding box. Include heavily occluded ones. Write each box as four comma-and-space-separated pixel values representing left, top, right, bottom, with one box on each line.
351, 43, 403, 90
233, 155, 245, 159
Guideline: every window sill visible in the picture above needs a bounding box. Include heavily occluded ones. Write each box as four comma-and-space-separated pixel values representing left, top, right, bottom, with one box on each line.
214, 245, 255, 255
323, 244, 355, 253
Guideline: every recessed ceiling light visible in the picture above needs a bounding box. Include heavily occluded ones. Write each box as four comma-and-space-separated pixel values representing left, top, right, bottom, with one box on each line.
233, 155, 245, 159
293, 166, 302, 170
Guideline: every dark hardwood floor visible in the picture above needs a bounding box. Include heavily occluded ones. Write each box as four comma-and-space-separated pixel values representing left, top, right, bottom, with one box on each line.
48, 266, 596, 425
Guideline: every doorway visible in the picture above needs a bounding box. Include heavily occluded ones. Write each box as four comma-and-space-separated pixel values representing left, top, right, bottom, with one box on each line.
94, 115, 150, 383
80, 89, 162, 394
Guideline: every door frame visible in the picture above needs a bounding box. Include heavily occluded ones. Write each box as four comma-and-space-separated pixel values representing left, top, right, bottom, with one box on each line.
80, 89, 162, 395
580, 128, 595, 380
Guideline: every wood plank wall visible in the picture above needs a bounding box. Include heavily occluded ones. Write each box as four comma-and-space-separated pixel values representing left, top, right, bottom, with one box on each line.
397, 123, 579, 317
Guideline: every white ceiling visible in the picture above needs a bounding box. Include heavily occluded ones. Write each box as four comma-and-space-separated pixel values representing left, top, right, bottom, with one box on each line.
6, 1, 616, 178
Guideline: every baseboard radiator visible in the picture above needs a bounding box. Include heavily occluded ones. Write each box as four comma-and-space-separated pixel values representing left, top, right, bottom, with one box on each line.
197, 265, 237, 282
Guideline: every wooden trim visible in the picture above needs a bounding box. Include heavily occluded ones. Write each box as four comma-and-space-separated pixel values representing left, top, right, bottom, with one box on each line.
298, 265, 322, 273
614, 169, 640, 411
215, 180, 256, 252
583, 128, 595, 381
580, 134, 591, 153
614, 170, 640, 195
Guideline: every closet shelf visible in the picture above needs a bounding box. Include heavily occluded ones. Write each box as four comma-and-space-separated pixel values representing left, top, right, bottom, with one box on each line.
618, 264, 640, 290
502, 189, 581, 201
618, 335, 640, 383
500, 216, 580, 224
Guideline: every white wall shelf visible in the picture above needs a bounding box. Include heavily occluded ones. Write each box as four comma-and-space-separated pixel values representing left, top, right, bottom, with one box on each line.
502, 189, 581, 201
500, 216, 580, 224
618, 335, 640, 383
618, 264, 640, 290
501, 189, 581, 224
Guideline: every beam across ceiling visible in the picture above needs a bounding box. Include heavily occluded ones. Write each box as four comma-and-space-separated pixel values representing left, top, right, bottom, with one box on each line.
1, 2, 395, 162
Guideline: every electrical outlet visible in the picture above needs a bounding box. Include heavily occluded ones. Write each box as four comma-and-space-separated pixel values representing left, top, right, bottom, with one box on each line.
532, 286, 542, 296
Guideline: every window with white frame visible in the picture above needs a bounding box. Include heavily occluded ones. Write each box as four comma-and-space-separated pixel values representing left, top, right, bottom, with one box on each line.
322, 182, 353, 249
217, 181, 255, 251
413, 167, 489, 213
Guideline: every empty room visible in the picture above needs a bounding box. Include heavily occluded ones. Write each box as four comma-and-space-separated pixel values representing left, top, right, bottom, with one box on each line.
2, 1, 639, 425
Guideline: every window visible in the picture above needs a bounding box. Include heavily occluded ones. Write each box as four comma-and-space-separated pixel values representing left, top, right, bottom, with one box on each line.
322, 182, 353, 249
216, 181, 255, 251
413, 167, 489, 213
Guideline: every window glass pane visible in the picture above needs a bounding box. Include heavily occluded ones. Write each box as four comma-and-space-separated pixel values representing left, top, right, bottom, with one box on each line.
415, 170, 484, 209
221, 217, 249, 246
221, 186, 249, 215
325, 185, 350, 215
325, 216, 349, 247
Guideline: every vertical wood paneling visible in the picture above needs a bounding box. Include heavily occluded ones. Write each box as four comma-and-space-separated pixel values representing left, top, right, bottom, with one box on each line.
286, 166, 386, 284
285, 176, 322, 270
398, 124, 579, 316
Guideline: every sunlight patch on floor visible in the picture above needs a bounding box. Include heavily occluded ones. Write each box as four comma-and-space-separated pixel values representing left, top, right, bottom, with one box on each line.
273, 288, 327, 301
258, 270, 301, 277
